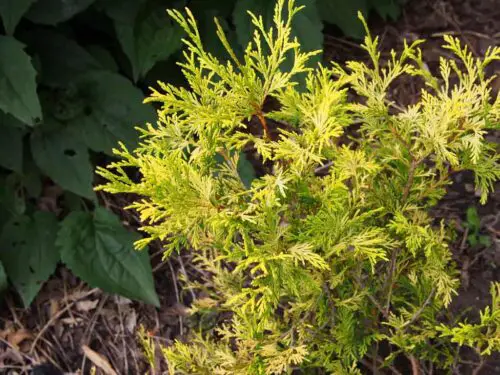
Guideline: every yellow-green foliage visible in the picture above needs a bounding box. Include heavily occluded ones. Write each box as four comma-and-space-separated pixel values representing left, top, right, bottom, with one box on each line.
99, 0, 500, 373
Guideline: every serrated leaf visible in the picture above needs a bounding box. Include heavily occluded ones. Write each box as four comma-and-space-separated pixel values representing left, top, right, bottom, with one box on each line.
0, 260, 7, 294
317, 0, 368, 39
233, 0, 323, 70
0, 112, 25, 172
57, 208, 159, 306
0, 36, 42, 126
0, 211, 59, 306
26, 0, 96, 25
21, 30, 102, 86
103, 0, 184, 81
30, 123, 95, 199
70, 70, 155, 154
0, 0, 37, 35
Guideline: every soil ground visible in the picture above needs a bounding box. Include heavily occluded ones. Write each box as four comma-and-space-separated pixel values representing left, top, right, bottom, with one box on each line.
1, 0, 499, 374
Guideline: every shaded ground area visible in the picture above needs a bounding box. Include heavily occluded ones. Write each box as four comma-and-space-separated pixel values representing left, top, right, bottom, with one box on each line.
1, 0, 499, 373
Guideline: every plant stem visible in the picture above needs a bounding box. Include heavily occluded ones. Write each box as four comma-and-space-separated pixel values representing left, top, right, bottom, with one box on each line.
409, 355, 422, 375
402, 158, 419, 203
256, 110, 271, 140
401, 288, 436, 329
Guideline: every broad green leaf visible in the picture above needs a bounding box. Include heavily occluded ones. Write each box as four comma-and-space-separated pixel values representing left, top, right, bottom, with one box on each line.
0, 211, 59, 306
0, 0, 37, 35
26, 0, 96, 25
317, 0, 368, 39
190, 0, 240, 59
0, 174, 26, 219
57, 208, 159, 306
30, 123, 95, 199
22, 30, 102, 86
103, 0, 184, 81
70, 70, 155, 154
0, 36, 42, 126
238, 152, 256, 189
0, 112, 25, 172
370, 0, 402, 20
466, 206, 480, 230
0, 260, 7, 294
86, 45, 119, 72
233, 0, 323, 69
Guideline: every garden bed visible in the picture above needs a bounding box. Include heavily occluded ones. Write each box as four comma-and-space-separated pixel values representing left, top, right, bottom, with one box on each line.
1, 0, 499, 374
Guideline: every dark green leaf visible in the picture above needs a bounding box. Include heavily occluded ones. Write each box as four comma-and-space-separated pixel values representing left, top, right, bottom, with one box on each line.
57, 208, 159, 306
466, 206, 480, 231
0, 0, 37, 35
30, 123, 95, 199
0, 174, 26, 218
0, 112, 25, 172
70, 70, 155, 154
479, 235, 491, 247
0, 211, 59, 306
0, 260, 7, 294
0, 36, 42, 126
190, 0, 240, 59
370, 0, 401, 20
86, 45, 119, 72
22, 30, 102, 86
238, 152, 256, 189
233, 0, 323, 69
103, 0, 184, 81
26, 0, 96, 25
317, 0, 368, 39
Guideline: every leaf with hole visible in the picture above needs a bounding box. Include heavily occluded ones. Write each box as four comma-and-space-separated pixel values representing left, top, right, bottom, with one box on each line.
30, 123, 95, 199
57, 208, 159, 306
26, 0, 96, 25
0, 36, 42, 126
103, 0, 184, 81
0, 0, 37, 35
70, 70, 155, 154
0, 174, 26, 220
0, 112, 25, 172
0, 212, 59, 306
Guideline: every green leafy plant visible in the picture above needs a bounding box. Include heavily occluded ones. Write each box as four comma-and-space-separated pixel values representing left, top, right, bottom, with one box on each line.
99, 0, 500, 373
0, 0, 404, 306
465, 206, 491, 247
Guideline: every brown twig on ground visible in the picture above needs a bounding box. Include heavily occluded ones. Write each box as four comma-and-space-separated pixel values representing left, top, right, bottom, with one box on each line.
30, 288, 100, 353
167, 259, 184, 337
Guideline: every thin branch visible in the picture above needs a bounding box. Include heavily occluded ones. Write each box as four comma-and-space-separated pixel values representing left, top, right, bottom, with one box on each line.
410, 355, 422, 375
256, 110, 271, 139
384, 249, 400, 316
402, 288, 436, 329
402, 158, 419, 203
471, 354, 485, 375
167, 259, 184, 336
355, 274, 389, 319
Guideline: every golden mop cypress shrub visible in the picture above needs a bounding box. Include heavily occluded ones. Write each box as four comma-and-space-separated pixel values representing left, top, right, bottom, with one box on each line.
98, 1, 500, 373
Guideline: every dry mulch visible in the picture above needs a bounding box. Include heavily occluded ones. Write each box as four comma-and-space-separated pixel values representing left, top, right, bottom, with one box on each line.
1, 0, 499, 374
